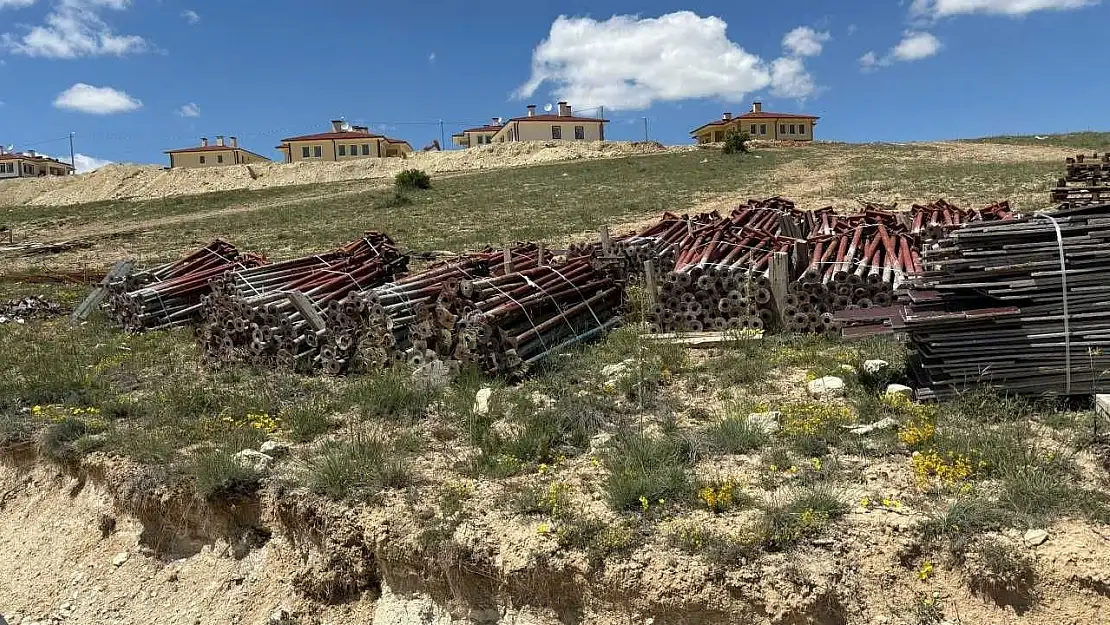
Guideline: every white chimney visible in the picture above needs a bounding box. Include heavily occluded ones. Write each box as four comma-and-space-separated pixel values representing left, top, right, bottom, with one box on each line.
201, 137, 208, 147
723, 112, 732, 121
558, 101, 570, 117
216, 135, 225, 147
527, 105, 537, 117
230, 136, 238, 148
331, 119, 345, 132
26, 150, 36, 157
752, 101, 762, 113
492, 117, 500, 126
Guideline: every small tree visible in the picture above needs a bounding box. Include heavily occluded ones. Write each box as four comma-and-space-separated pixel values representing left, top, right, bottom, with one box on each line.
395, 169, 432, 191
722, 131, 750, 155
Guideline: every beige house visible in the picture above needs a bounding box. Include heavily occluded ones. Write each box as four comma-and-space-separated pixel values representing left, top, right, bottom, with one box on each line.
165, 136, 271, 168
691, 102, 819, 143
452, 119, 503, 148
489, 102, 607, 143
0, 150, 75, 179
276, 121, 412, 163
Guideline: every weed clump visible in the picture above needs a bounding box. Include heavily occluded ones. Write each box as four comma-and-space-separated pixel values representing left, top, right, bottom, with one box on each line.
307, 431, 410, 501
603, 432, 694, 511
704, 412, 769, 455
395, 168, 432, 191
190, 449, 262, 501
965, 538, 1038, 607
757, 487, 847, 550
722, 131, 749, 155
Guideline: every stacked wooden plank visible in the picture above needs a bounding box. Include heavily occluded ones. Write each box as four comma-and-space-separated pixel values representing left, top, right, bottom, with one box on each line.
906, 202, 1110, 398
1051, 153, 1110, 205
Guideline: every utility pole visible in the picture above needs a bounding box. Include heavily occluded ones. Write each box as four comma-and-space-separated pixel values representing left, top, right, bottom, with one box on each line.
642, 117, 649, 141
439, 120, 445, 150
69, 132, 75, 168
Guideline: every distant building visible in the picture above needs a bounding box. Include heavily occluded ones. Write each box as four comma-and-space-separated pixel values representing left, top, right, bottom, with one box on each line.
489, 102, 607, 143
0, 149, 75, 179
452, 119, 504, 148
691, 102, 819, 143
275, 121, 413, 163
165, 136, 271, 168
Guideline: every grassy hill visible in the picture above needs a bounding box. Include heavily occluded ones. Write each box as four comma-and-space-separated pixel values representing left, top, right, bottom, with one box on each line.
966, 131, 1110, 152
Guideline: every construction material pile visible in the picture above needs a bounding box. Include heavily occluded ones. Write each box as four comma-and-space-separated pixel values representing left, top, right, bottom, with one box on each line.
104, 240, 264, 331
1051, 153, 1110, 206
906, 202, 1110, 398
198, 233, 407, 369
0, 296, 65, 324
634, 198, 1016, 334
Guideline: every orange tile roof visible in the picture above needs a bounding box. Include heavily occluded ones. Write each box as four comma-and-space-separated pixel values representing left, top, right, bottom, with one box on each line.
504, 114, 609, 123
280, 130, 384, 142
690, 111, 819, 134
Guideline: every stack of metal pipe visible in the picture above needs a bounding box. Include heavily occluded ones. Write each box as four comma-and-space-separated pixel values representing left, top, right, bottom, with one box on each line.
909, 199, 1015, 238
198, 232, 406, 369
104, 240, 263, 331
441, 256, 623, 377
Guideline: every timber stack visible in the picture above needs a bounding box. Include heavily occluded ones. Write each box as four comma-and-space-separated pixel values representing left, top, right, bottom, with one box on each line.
1051, 153, 1110, 206
907, 202, 1110, 399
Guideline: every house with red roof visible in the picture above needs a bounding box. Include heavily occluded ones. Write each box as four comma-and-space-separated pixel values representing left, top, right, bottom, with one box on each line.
451, 119, 504, 148
488, 102, 608, 144
165, 136, 271, 168
690, 102, 819, 144
275, 121, 413, 163
0, 149, 75, 179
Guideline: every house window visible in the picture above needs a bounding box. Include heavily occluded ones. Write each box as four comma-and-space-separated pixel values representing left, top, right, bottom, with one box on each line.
780, 124, 786, 135
314, 146, 322, 158
791, 124, 797, 134
349, 145, 357, 155
217, 155, 224, 163
574, 125, 584, 140
302, 146, 310, 158
200, 156, 206, 164
0, 163, 11, 173
338, 145, 346, 156
362, 144, 370, 155
760, 124, 767, 135
798, 123, 806, 134
750, 124, 757, 134
551, 125, 562, 139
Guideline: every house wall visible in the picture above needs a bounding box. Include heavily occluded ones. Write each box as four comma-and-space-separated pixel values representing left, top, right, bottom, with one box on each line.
383, 143, 412, 157
740, 118, 815, 141
0, 158, 73, 178
282, 138, 388, 163
464, 131, 497, 146
496, 120, 605, 142
169, 149, 270, 168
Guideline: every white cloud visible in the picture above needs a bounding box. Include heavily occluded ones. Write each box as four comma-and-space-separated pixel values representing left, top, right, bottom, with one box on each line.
911, 0, 1098, 16
428, 52, 435, 62
181, 9, 199, 24
176, 102, 200, 117
53, 83, 142, 114
892, 31, 942, 60
769, 57, 817, 99
2, 0, 148, 58
782, 27, 830, 57
0, 0, 37, 9
517, 12, 827, 110
860, 31, 941, 70
73, 153, 112, 173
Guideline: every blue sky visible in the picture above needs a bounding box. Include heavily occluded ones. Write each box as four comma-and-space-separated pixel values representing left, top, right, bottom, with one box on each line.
1, 0, 1107, 170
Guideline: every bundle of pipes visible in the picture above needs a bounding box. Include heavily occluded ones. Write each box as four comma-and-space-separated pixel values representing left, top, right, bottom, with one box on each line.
1052, 153, 1110, 206
318, 255, 494, 374
442, 257, 623, 377
908, 199, 1015, 238
648, 216, 798, 333
104, 240, 263, 331
907, 202, 1110, 399
198, 232, 406, 368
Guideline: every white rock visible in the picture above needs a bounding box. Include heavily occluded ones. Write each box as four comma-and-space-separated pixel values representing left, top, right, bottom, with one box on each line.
259, 441, 290, 457
233, 449, 273, 472
411, 360, 451, 391
807, 376, 845, 398
1024, 528, 1049, 546
845, 417, 897, 435
747, 411, 781, 434
473, 387, 493, 416
885, 384, 914, 398
268, 608, 293, 624
600, 361, 630, 378
840, 364, 858, 376
863, 359, 890, 376
111, 552, 129, 567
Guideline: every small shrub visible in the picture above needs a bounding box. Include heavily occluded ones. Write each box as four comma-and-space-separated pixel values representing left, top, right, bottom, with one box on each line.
308, 431, 409, 501
757, 486, 848, 550
906, 593, 945, 625
779, 401, 854, 438
190, 450, 262, 501
722, 131, 749, 155
376, 190, 412, 209
665, 520, 755, 566
39, 417, 105, 464
395, 168, 431, 191
965, 538, 1037, 606
0, 412, 35, 448
516, 480, 573, 518
344, 368, 436, 424
604, 432, 694, 511
704, 414, 768, 455
917, 497, 1009, 559
281, 397, 336, 443
696, 476, 754, 513
911, 450, 975, 489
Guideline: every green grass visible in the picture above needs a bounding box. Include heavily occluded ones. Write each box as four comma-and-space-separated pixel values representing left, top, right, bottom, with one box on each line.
603, 431, 696, 511
967, 132, 1110, 152
307, 430, 411, 501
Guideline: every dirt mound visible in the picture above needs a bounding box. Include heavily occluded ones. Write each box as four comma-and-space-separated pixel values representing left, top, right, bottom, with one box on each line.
0, 142, 684, 208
